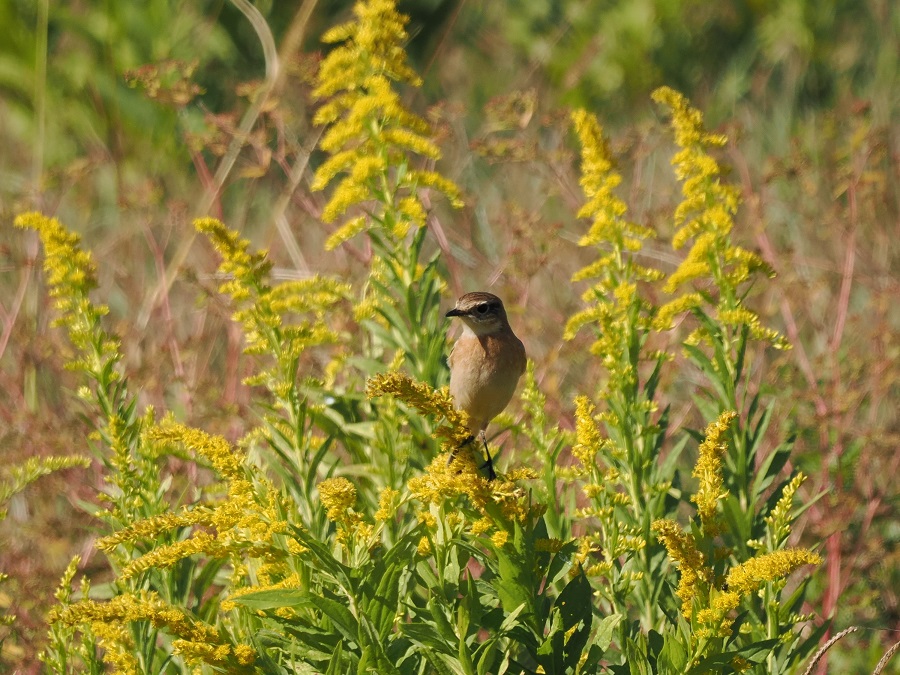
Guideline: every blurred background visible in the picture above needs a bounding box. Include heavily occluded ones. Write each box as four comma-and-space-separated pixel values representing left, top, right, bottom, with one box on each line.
1, 0, 897, 670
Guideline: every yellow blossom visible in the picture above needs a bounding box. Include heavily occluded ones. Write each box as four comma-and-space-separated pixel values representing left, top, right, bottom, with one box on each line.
491, 530, 510, 547
566, 110, 662, 388
765, 473, 806, 546
692, 411, 737, 537
572, 396, 603, 467
652, 87, 788, 349
375, 487, 400, 521
725, 549, 822, 597
318, 477, 358, 522
311, 0, 460, 248
52, 591, 221, 645
653, 292, 704, 331
653, 519, 714, 619
367, 372, 471, 447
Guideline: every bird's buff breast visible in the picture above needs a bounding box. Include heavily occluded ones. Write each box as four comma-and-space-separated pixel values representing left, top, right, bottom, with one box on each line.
448, 332, 526, 428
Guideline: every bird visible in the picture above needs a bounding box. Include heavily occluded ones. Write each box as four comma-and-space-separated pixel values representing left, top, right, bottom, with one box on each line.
445, 292, 526, 479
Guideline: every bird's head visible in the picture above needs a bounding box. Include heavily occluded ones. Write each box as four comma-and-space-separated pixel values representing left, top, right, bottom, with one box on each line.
446, 292, 510, 336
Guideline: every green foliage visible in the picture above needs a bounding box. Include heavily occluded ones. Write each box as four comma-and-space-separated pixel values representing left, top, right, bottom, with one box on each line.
3, 0, 896, 672
497, 0, 896, 121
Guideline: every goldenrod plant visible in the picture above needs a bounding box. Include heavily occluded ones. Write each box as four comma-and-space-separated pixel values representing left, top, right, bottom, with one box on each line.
7, 1, 832, 673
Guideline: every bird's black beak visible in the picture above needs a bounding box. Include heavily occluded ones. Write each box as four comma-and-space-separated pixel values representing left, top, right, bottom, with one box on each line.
445, 307, 464, 318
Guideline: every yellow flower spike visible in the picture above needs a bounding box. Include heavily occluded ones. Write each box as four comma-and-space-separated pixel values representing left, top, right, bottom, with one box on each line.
312, 0, 460, 248
52, 591, 221, 645
196, 217, 348, 406
318, 477, 358, 522
695, 590, 741, 639
13, 212, 121, 372
652, 519, 714, 619
567, 110, 663, 403
572, 396, 604, 467
725, 549, 822, 598
491, 530, 510, 548
96, 509, 212, 552
367, 372, 471, 447
470, 517, 492, 535
90, 621, 139, 673
765, 473, 806, 546
151, 421, 244, 480
120, 532, 227, 580
375, 487, 400, 521
692, 411, 737, 537
652, 88, 789, 349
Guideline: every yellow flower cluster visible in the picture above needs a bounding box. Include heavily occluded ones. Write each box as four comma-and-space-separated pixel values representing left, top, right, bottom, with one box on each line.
565, 110, 662, 393
1, 455, 91, 521
97, 421, 296, 583
572, 396, 604, 468
317, 477, 375, 545
14, 213, 164, 524
652, 519, 714, 619
764, 472, 806, 547
13, 213, 120, 366
367, 370, 543, 540
569, 110, 661, 276
374, 486, 400, 522
409, 454, 541, 546
311, 0, 461, 248
692, 411, 737, 537
366, 371, 471, 448
656, 502, 820, 641
725, 549, 822, 597
694, 589, 741, 640
92, 622, 139, 673
51, 590, 256, 669
195, 218, 349, 402
651, 88, 788, 350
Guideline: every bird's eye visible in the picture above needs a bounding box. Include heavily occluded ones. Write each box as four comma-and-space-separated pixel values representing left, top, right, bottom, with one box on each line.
475, 303, 489, 314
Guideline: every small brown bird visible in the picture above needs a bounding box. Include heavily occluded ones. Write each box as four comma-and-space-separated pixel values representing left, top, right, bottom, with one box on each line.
446, 292, 526, 478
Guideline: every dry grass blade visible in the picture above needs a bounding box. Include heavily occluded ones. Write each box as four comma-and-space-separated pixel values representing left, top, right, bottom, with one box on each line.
802, 626, 860, 675
872, 637, 900, 675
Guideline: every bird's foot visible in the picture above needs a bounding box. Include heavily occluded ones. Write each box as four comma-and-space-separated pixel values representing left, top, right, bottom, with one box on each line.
447, 434, 496, 480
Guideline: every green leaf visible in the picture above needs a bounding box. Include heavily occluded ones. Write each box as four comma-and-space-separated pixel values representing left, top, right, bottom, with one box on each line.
325, 640, 345, 675
306, 594, 360, 643
593, 613, 623, 653
556, 572, 592, 670
358, 614, 402, 675
401, 622, 454, 655
624, 632, 651, 675
362, 531, 418, 639
427, 597, 460, 646
229, 588, 308, 610
495, 523, 536, 631
419, 647, 467, 675
291, 526, 354, 589
688, 638, 779, 672
545, 539, 579, 590
682, 342, 729, 406
537, 609, 564, 674
752, 444, 791, 503
657, 632, 688, 675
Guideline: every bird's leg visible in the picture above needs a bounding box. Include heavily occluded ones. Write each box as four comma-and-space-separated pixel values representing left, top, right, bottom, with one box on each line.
448, 434, 476, 467
478, 430, 497, 481
448, 433, 495, 480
